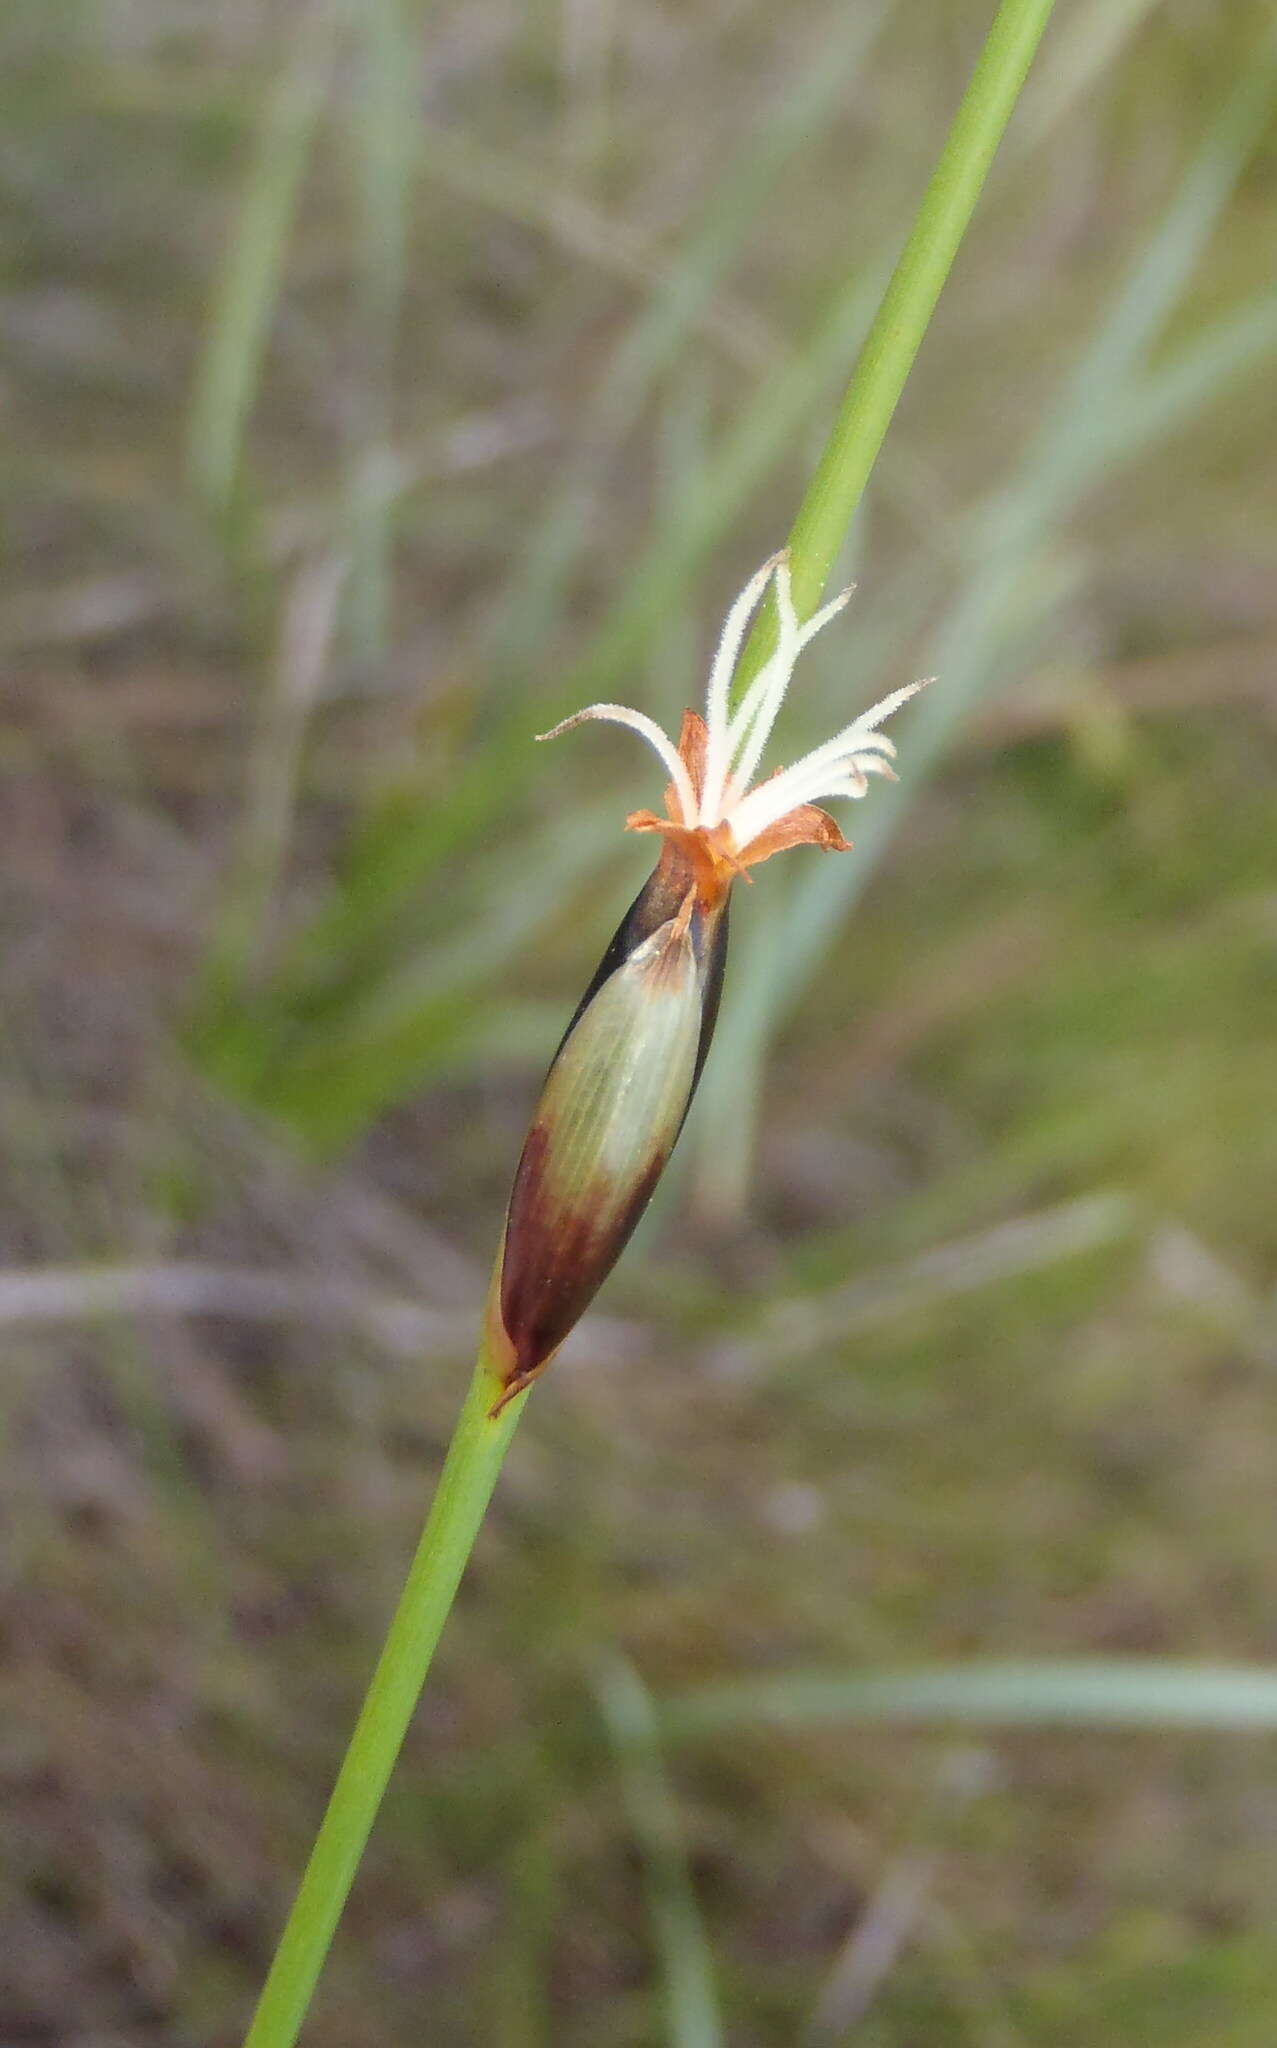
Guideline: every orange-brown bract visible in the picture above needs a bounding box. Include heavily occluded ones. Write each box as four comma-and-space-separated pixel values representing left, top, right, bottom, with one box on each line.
486, 837, 729, 1411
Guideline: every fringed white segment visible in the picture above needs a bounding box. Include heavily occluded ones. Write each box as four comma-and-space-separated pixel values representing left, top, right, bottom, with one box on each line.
718, 559, 802, 817
797, 586, 856, 649
812, 757, 900, 802
538, 703, 698, 826
722, 581, 854, 813
795, 680, 929, 781
535, 565, 925, 861
747, 676, 925, 807
726, 680, 928, 848
700, 552, 784, 828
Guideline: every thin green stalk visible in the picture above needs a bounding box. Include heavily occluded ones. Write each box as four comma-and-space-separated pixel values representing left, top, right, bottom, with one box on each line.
736, 0, 1057, 691
242, 1343, 528, 2048
242, 6, 1059, 2041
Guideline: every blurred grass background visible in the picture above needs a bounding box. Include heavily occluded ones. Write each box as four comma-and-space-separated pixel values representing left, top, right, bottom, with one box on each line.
4, 1, 1277, 2042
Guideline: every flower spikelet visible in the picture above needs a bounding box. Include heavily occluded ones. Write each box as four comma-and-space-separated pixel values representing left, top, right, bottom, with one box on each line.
487, 553, 926, 1409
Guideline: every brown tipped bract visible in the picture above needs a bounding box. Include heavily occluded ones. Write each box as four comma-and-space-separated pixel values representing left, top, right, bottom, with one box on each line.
487, 553, 922, 1409
488, 847, 728, 1409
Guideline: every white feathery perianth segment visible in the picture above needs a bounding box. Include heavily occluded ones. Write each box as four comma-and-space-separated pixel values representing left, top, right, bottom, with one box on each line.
709, 557, 800, 821
699, 551, 784, 828
725, 677, 929, 851
537, 703, 698, 826
719, 572, 855, 820
537, 554, 927, 857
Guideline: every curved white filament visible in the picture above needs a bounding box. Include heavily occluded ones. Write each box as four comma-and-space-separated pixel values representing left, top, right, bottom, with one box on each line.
539, 563, 925, 862
538, 704, 698, 826
699, 551, 783, 827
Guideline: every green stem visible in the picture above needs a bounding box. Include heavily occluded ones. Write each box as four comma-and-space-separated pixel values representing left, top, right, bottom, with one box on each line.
735, 0, 1058, 692
242, 1341, 528, 2048
241, 5, 1058, 2040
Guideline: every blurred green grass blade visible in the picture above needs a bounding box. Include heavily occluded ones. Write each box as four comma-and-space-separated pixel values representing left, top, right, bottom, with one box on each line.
565, 265, 886, 711
1016, 0, 1163, 147
1012, 21, 1277, 518
201, 803, 622, 1146
412, 121, 678, 302
736, 0, 1059, 690
646, 362, 713, 692
353, 0, 412, 375
490, 1810, 561, 2048
662, 1662, 1277, 1739
344, 0, 414, 664
187, 8, 333, 524
1105, 290, 1277, 472
594, 1655, 725, 2048
200, 549, 347, 1006
721, 1191, 1137, 1372
600, 2, 891, 428
484, 0, 893, 668
311, 803, 615, 1051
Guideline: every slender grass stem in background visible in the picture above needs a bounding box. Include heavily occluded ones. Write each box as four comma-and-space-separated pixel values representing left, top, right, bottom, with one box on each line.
241, 4, 1057, 2040
187, 8, 334, 533
595, 1656, 725, 2048
660, 1660, 1277, 1739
